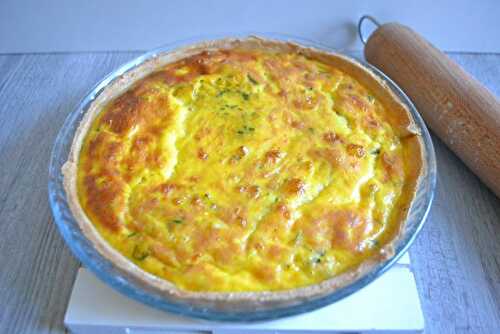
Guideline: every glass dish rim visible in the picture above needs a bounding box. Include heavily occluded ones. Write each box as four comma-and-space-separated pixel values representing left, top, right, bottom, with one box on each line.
48, 32, 437, 322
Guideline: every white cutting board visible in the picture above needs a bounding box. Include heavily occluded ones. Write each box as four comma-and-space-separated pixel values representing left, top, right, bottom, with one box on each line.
65, 253, 424, 333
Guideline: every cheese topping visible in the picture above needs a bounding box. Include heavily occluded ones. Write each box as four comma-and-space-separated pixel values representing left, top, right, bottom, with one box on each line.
77, 48, 415, 292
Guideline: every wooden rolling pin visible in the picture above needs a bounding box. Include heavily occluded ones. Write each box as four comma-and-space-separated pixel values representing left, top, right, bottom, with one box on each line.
360, 17, 500, 197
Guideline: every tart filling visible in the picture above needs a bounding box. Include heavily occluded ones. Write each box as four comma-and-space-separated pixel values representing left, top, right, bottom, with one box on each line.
64, 38, 422, 295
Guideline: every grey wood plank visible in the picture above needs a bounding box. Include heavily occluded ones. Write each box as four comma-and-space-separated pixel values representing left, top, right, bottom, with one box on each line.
0, 52, 138, 334
0, 55, 24, 94
410, 53, 500, 334
0, 52, 498, 334
410, 136, 500, 334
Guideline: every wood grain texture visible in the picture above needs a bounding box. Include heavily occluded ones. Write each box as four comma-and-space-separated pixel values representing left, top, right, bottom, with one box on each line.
365, 23, 500, 198
0, 52, 137, 334
0, 52, 498, 334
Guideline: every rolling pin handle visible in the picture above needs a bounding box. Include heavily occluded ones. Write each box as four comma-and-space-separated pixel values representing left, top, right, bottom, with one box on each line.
361, 20, 500, 197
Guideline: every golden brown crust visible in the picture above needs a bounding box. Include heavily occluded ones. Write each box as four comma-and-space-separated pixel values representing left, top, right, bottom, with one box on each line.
62, 36, 424, 307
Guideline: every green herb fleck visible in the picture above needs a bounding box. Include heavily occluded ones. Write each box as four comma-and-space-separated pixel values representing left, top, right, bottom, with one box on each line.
241, 92, 250, 100
216, 89, 229, 97
367, 95, 375, 103
171, 219, 183, 224
294, 231, 303, 244
247, 74, 258, 85
132, 246, 149, 261
311, 250, 326, 264
236, 125, 255, 135
371, 148, 381, 155
127, 232, 138, 238
308, 127, 315, 133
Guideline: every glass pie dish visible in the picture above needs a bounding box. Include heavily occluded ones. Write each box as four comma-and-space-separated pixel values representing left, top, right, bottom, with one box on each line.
48, 33, 436, 321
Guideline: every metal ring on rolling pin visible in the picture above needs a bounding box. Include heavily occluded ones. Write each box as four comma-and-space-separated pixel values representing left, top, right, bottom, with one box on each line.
358, 15, 381, 45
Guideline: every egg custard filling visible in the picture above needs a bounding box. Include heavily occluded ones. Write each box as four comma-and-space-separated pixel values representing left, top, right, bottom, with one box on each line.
73, 44, 421, 292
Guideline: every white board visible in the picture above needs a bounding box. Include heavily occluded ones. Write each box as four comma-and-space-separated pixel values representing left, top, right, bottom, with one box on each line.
65, 253, 423, 333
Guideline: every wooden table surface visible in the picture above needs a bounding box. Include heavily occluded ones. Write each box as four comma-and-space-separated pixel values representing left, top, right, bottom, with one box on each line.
0, 52, 498, 333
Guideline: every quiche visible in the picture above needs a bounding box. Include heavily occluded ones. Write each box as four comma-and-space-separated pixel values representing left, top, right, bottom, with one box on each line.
63, 37, 423, 306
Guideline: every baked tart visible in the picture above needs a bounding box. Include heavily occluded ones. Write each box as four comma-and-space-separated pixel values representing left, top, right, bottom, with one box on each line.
63, 37, 423, 309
